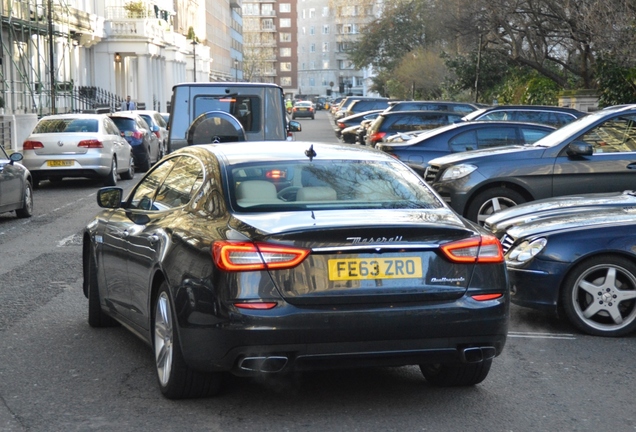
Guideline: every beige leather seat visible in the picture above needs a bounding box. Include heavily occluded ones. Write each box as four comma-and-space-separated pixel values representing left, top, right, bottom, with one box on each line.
236, 180, 279, 205
296, 186, 337, 201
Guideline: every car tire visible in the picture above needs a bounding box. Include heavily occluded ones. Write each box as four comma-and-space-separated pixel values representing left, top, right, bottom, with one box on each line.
138, 151, 151, 172
15, 181, 34, 218
86, 249, 119, 328
466, 187, 526, 225
103, 158, 117, 186
561, 255, 636, 337
153, 282, 222, 399
120, 156, 135, 180
420, 360, 492, 386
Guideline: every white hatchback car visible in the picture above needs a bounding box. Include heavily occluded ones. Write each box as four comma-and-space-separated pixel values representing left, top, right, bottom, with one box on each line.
22, 114, 134, 187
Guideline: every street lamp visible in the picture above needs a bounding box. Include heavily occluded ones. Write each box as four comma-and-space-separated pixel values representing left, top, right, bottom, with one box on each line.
234, 58, 239, 82
191, 39, 198, 82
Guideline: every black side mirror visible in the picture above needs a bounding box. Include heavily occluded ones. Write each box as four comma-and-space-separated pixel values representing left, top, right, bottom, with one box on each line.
97, 187, 123, 208
9, 152, 23, 164
566, 140, 593, 156
288, 120, 302, 132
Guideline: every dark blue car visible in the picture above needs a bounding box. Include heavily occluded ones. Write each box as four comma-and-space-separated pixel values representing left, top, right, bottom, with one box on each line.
377, 121, 555, 168
490, 203, 636, 337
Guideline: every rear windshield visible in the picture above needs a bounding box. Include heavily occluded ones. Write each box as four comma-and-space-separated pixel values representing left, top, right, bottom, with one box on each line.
33, 118, 98, 133
228, 159, 443, 212
194, 95, 261, 133
110, 117, 136, 131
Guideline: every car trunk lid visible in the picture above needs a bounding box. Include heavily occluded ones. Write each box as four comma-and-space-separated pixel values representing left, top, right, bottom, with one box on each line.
229, 209, 482, 305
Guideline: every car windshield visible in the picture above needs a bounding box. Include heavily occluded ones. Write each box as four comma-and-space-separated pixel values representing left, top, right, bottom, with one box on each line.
528, 111, 612, 148
228, 159, 444, 212
33, 118, 98, 133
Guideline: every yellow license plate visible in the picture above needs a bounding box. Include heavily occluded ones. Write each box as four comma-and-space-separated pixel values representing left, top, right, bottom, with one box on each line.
328, 257, 422, 281
47, 160, 74, 167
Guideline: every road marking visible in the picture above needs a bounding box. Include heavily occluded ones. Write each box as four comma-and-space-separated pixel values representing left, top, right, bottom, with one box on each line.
508, 331, 577, 340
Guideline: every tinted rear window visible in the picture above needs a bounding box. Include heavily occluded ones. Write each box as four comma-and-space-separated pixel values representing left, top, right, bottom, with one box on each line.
33, 118, 98, 133
194, 95, 261, 133
110, 117, 137, 131
228, 160, 443, 212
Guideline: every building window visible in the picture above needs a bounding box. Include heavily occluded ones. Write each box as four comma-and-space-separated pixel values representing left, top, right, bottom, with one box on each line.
280, 47, 292, 57
280, 77, 292, 86
322, 25, 329, 34
322, 7, 329, 16
310, 43, 315, 53
280, 32, 292, 42
262, 19, 274, 30
309, 8, 315, 18
262, 4, 273, 15
309, 26, 315, 35
323, 60, 329, 69
280, 3, 291, 13
322, 42, 329, 52
310, 61, 315, 70
280, 18, 291, 28
309, 78, 315, 86
281, 62, 292, 71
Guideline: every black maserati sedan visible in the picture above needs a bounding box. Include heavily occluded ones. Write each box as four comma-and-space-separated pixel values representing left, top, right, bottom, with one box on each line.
494, 205, 636, 337
82, 141, 509, 399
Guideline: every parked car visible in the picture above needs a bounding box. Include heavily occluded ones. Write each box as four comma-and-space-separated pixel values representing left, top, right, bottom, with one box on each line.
385, 101, 482, 114
160, 112, 170, 126
333, 96, 386, 122
335, 109, 384, 139
109, 112, 160, 172
329, 96, 345, 115
22, 114, 134, 187
462, 105, 587, 127
424, 105, 636, 224
0, 147, 33, 218
489, 203, 636, 337
83, 141, 508, 399
337, 98, 390, 120
485, 190, 636, 238
132, 110, 169, 157
377, 121, 556, 168
291, 101, 315, 119
365, 111, 464, 147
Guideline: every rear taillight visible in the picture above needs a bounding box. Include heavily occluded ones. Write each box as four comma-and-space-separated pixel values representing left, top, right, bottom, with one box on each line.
440, 235, 504, 264
234, 302, 278, 310
368, 132, 386, 143
23, 140, 44, 150
153, 131, 161, 138
78, 139, 103, 148
337, 122, 346, 129
133, 131, 144, 140
212, 241, 310, 272
471, 293, 504, 301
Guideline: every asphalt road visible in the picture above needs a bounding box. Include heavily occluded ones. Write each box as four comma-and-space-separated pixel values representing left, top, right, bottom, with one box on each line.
1, 111, 635, 431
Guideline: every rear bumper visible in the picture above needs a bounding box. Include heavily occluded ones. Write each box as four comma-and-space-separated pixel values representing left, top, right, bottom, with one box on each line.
24, 153, 112, 178
177, 296, 509, 375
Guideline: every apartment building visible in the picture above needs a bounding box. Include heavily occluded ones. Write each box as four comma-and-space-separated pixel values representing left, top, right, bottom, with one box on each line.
242, 0, 298, 97
297, 0, 379, 98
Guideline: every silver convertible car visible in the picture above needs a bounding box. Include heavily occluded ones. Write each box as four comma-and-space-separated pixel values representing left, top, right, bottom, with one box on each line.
83, 141, 509, 398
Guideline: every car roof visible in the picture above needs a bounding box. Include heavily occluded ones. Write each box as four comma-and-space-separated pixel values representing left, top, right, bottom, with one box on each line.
188, 141, 393, 166
38, 113, 107, 121
472, 105, 586, 114
381, 110, 464, 117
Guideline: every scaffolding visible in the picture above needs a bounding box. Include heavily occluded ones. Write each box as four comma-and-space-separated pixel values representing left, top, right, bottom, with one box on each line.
0, 0, 121, 117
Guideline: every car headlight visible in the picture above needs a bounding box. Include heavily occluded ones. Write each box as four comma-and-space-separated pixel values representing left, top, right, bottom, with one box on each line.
440, 164, 478, 181
506, 238, 547, 265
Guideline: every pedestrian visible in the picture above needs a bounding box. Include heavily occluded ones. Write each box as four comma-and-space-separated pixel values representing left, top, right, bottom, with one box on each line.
121, 95, 137, 111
